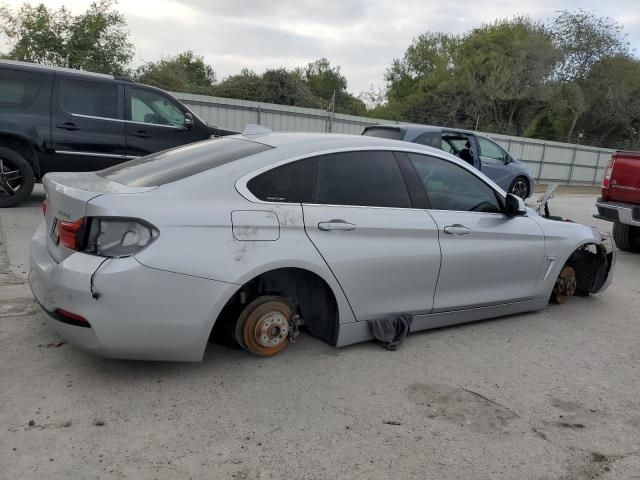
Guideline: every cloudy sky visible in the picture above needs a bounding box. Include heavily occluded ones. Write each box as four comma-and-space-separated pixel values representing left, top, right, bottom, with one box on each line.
1, 0, 639, 93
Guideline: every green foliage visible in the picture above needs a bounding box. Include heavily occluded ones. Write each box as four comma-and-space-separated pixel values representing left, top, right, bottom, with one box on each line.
1, 0, 133, 75
381, 11, 640, 148
136, 51, 216, 94
213, 68, 318, 108
552, 9, 629, 81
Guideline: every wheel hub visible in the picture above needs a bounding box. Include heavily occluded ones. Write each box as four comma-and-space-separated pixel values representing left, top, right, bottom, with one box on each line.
554, 266, 577, 303
255, 311, 289, 348
512, 180, 528, 199
0, 158, 22, 196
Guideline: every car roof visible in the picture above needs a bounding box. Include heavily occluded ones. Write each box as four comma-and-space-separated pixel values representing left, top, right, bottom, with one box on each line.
0, 59, 116, 80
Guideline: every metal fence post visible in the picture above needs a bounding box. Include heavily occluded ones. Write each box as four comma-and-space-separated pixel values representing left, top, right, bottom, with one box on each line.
567, 147, 578, 184
592, 153, 604, 186
538, 142, 547, 181
257, 105, 261, 125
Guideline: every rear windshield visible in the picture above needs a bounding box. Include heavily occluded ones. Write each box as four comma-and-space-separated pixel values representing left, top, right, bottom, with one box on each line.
98, 138, 272, 187
362, 127, 403, 140
0, 68, 45, 108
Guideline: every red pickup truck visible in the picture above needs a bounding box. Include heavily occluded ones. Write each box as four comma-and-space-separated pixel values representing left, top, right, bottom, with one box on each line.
595, 151, 640, 251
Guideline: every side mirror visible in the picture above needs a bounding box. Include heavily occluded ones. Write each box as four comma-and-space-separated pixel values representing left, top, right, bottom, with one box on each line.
504, 155, 513, 165
184, 112, 194, 129
505, 193, 527, 216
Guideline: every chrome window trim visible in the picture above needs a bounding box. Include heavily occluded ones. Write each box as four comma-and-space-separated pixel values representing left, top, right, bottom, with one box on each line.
235, 145, 507, 214
71, 113, 186, 129
55, 150, 139, 160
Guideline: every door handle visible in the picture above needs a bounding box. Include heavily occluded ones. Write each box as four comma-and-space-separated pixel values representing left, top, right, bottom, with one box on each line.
56, 122, 79, 131
443, 224, 472, 235
318, 220, 357, 231
130, 130, 151, 138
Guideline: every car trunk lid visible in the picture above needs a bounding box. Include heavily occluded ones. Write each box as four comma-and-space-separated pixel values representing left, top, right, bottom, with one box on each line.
43, 172, 156, 262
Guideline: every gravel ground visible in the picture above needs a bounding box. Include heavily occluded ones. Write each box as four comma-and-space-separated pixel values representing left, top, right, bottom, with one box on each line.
1, 186, 639, 480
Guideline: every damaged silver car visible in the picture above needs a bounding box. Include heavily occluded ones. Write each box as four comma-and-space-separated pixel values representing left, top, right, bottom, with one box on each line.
30, 128, 615, 361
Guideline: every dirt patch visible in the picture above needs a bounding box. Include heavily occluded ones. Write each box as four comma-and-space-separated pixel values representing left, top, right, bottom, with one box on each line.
408, 383, 519, 433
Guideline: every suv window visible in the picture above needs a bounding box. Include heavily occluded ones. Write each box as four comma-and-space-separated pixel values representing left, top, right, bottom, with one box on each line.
315, 151, 411, 208
413, 131, 441, 148
247, 158, 317, 203
60, 79, 118, 119
408, 153, 502, 213
478, 137, 506, 162
128, 88, 185, 127
0, 69, 45, 107
98, 138, 272, 187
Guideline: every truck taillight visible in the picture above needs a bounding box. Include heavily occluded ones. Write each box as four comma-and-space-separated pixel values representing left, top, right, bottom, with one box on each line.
42, 198, 48, 216
602, 158, 616, 190
57, 218, 85, 250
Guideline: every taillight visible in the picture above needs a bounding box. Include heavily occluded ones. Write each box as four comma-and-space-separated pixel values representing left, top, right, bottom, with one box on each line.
42, 198, 48, 216
83, 217, 159, 258
55, 308, 90, 327
602, 158, 616, 190
57, 218, 85, 250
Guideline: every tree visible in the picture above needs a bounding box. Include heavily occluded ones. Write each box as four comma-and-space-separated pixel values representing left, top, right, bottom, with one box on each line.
213, 68, 320, 108
302, 58, 366, 115
456, 17, 560, 133
551, 10, 629, 81
136, 51, 216, 94
1, 0, 133, 75
382, 18, 559, 134
579, 56, 640, 148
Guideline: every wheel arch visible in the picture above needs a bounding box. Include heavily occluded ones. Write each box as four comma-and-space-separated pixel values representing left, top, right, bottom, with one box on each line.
544, 237, 612, 299
209, 265, 344, 348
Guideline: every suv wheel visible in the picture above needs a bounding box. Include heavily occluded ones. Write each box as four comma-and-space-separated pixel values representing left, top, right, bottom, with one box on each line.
0, 147, 35, 208
508, 176, 529, 199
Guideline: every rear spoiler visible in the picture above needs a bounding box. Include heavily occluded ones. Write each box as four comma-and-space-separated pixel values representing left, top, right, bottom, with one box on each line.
211, 127, 240, 137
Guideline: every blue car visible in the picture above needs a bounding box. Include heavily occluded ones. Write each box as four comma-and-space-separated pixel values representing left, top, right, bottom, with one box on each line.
363, 125, 534, 199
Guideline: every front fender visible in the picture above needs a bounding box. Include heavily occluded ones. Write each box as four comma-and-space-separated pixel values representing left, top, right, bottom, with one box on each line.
533, 218, 615, 298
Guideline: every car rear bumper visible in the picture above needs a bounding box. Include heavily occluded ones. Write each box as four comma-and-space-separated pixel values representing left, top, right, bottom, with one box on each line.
29, 222, 234, 361
595, 199, 640, 226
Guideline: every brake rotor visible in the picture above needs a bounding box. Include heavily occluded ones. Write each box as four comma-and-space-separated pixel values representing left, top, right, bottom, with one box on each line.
237, 298, 294, 356
553, 266, 577, 304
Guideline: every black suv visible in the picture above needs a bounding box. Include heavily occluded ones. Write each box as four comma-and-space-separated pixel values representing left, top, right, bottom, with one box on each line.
0, 60, 235, 207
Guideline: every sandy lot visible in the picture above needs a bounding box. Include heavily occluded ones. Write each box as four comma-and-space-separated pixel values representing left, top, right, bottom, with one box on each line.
1, 186, 639, 479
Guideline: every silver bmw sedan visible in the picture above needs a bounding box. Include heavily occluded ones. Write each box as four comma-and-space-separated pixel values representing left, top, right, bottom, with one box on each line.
29, 128, 615, 361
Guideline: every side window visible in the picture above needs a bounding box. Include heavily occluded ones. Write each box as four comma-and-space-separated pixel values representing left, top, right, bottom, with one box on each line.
128, 88, 185, 127
315, 151, 411, 208
413, 132, 441, 148
408, 153, 502, 213
247, 158, 316, 203
0, 69, 45, 107
478, 137, 506, 162
60, 79, 118, 119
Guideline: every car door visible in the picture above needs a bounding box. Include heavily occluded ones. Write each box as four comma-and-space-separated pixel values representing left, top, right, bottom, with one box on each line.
51, 76, 126, 171
302, 150, 441, 320
124, 86, 205, 158
476, 136, 512, 189
406, 152, 545, 311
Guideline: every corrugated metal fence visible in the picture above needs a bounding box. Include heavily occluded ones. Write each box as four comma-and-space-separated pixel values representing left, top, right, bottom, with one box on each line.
175, 92, 615, 186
